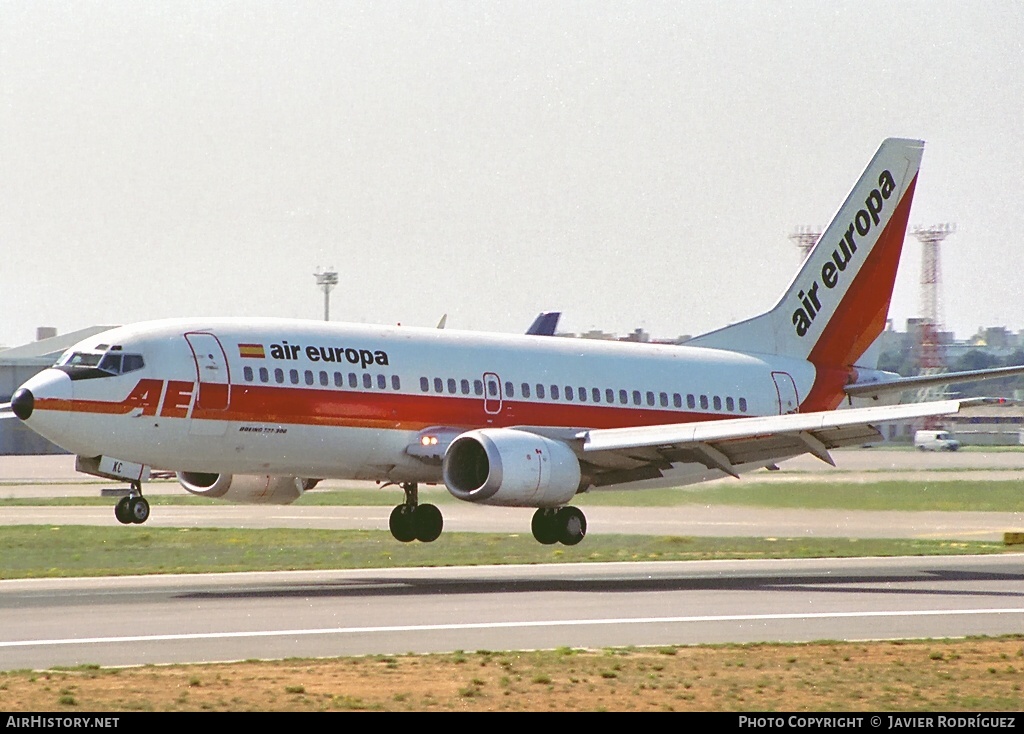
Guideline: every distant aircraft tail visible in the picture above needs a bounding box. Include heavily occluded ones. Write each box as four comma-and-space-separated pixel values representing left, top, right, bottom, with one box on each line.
687, 138, 924, 371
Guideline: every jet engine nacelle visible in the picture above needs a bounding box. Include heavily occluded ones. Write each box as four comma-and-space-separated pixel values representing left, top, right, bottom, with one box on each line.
176, 472, 313, 505
443, 428, 583, 507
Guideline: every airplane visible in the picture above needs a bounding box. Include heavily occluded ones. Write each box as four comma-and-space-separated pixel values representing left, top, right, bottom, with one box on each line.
525, 311, 562, 337
9, 138, 1024, 546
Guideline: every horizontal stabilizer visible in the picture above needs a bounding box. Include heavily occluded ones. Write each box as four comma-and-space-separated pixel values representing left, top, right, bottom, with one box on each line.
845, 365, 1024, 401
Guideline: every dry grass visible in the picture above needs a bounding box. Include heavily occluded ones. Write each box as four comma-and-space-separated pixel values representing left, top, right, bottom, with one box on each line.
2, 637, 1022, 711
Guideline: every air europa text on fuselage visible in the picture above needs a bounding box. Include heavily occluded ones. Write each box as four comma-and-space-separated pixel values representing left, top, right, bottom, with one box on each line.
791, 169, 897, 338
268, 340, 390, 369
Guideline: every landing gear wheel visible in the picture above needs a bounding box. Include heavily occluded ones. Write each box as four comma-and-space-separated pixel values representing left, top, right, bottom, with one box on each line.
388, 484, 445, 543
128, 496, 150, 524
556, 506, 587, 546
389, 505, 416, 543
412, 504, 443, 543
114, 496, 133, 525
531, 508, 560, 545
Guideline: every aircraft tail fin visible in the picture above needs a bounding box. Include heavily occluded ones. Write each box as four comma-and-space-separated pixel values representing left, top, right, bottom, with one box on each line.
526, 311, 562, 336
686, 138, 924, 369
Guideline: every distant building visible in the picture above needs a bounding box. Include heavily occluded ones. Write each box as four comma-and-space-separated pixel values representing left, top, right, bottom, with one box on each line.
946, 401, 1024, 446
1, 326, 117, 455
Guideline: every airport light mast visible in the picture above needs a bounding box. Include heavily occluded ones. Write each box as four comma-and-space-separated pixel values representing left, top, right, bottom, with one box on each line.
912, 223, 955, 428
314, 267, 338, 322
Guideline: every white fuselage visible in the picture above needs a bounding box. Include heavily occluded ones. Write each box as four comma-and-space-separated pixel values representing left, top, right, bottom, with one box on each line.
19, 317, 825, 487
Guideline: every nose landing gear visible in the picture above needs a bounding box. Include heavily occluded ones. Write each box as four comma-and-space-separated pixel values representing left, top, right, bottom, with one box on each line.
114, 482, 150, 525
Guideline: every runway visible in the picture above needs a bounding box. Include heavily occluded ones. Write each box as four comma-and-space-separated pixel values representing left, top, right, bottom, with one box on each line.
1, 555, 1022, 671
1, 451, 1023, 672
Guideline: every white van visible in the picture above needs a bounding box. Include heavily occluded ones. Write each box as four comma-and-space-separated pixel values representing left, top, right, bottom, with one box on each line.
914, 430, 961, 452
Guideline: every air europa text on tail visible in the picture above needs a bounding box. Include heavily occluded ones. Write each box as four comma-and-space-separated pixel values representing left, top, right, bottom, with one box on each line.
791, 169, 897, 338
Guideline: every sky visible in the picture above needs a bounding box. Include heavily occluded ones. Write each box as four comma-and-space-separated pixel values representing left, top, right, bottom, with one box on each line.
2, 1, 1022, 347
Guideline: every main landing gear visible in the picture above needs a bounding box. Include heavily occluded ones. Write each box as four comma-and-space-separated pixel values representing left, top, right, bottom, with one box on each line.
114, 481, 150, 525
389, 482, 443, 543
531, 506, 587, 546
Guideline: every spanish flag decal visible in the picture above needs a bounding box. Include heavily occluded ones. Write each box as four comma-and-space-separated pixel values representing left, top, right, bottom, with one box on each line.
238, 343, 266, 359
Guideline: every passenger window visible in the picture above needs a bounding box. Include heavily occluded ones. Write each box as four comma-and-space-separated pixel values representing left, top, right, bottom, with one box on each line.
578, 386, 586, 402
673, 393, 682, 408
434, 377, 443, 393
259, 367, 269, 383
632, 390, 641, 406
700, 395, 709, 409
274, 368, 284, 384
303, 370, 313, 386
505, 381, 514, 398
605, 388, 614, 403
364, 373, 372, 389
739, 397, 748, 412
392, 375, 401, 390
448, 378, 457, 394
487, 381, 498, 397
289, 369, 299, 385
551, 385, 560, 400
420, 377, 429, 392
713, 396, 722, 410
349, 373, 358, 388
659, 392, 668, 407
619, 389, 628, 404
593, 388, 602, 403
243, 366, 253, 382
474, 380, 483, 396
646, 391, 655, 407
378, 374, 387, 389
460, 379, 470, 395
687, 394, 695, 409
565, 386, 573, 401
320, 371, 329, 387
726, 396, 735, 411
334, 372, 343, 387
536, 384, 546, 399
521, 383, 531, 398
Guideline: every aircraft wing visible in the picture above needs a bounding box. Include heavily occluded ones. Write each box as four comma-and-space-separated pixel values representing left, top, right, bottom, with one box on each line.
845, 365, 1024, 401
574, 399, 967, 485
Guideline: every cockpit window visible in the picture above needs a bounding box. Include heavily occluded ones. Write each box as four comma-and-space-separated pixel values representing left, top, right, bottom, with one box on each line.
56, 350, 145, 378
98, 353, 122, 374
60, 352, 103, 367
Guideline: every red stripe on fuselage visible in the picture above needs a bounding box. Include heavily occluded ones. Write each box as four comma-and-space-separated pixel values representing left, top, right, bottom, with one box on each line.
47, 383, 740, 432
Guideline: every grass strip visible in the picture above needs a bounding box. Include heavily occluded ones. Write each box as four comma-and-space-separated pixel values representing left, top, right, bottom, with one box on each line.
4, 479, 1024, 512
0, 525, 1014, 579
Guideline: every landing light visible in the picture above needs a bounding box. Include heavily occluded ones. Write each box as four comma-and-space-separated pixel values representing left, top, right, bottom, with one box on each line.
420, 436, 439, 446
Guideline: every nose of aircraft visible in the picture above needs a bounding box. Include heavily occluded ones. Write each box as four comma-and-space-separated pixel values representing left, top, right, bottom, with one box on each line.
11, 387, 34, 420
11, 368, 72, 437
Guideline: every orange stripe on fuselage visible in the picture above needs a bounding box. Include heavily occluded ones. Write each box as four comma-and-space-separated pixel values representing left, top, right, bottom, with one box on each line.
36, 398, 137, 415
